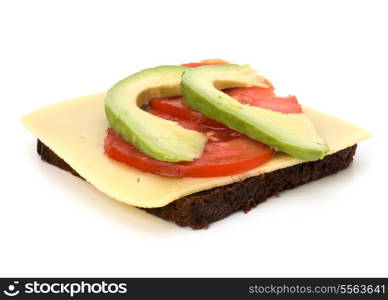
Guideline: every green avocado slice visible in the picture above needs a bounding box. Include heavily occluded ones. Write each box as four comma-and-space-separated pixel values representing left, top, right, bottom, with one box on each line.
181, 64, 328, 161
105, 65, 207, 162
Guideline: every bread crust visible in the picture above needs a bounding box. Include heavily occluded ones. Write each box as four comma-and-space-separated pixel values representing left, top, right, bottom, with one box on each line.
37, 140, 357, 229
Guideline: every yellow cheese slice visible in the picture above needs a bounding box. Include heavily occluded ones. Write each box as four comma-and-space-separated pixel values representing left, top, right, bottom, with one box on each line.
22, 92, 370, 208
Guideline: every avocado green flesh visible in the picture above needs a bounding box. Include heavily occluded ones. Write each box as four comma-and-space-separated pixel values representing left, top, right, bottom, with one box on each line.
105, 65, 207, 162
181, 64, 328, 161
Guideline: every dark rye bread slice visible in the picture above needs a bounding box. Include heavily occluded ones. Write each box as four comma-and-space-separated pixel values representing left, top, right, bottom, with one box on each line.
37, 140, 357, 229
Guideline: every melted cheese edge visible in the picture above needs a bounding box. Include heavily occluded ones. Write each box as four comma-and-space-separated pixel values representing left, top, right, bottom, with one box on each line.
22, 92, 371, 208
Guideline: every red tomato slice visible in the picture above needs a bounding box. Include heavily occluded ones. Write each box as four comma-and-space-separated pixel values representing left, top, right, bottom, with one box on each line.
150, 97, 203, 122
149, 97, 228, 130
104, 128, 273, 178
148, 108, 203, 132
225, 87, 302, 114
182, 59, 229, 67
148, 108, 241, 141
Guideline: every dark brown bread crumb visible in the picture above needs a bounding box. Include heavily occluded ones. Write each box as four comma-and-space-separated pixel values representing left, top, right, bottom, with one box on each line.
37, 140, 357, 229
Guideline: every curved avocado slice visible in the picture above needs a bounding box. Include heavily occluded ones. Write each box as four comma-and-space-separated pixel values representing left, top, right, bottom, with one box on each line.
181, 64, 328, 161
105, 65, 207, 162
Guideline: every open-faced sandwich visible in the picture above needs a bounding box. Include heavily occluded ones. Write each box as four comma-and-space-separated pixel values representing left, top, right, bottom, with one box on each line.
22, 59, 370, 229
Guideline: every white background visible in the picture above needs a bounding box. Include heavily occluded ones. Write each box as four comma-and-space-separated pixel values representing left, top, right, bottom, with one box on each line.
1, 0, 387, 277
